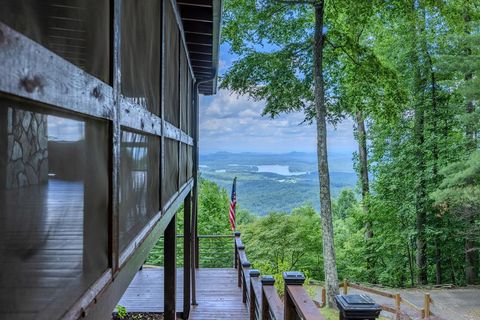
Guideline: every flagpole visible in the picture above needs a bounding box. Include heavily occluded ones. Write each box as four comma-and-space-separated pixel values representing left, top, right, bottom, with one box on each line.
232, 177, 237, 269
233, 176, 237, 232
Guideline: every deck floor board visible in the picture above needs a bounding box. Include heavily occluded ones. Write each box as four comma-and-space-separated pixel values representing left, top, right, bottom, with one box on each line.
117, 267, 249, 319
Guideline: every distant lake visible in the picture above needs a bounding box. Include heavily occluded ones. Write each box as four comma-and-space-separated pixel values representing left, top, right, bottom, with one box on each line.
256, 165, 306, 176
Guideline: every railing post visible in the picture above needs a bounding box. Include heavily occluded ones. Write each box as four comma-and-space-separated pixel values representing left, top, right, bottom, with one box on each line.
395, 293, 401, 320
242, 261, 251, 303
283, 271, 305, 320
321, 287, 326, 308
234, 231, 241, 269
343, 278, 348, 295
261, 275, 275, 320
237, 243, 245, 288
249, 269, 260, 320
423, 293, 430, 319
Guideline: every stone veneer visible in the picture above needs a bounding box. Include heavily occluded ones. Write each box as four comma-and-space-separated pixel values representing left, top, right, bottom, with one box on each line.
6, 108, 48, 189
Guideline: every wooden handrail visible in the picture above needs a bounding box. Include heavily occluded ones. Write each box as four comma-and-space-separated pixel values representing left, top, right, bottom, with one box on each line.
197, 234, 235, 238
235, 232, 323, 320
261, 277, 284, 320
249, 271, 262, 320
286, 285, 324, 320
283, 272, 325, 320
347, 282, 396, 299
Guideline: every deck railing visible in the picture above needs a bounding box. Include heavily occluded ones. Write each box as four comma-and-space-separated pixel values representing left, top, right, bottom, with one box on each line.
148, 234, 235, 268
197, 234, 235, 268
234, 232, 325, 320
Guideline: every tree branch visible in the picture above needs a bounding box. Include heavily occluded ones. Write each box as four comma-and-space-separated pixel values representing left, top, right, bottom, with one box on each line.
325, 37, 361, 66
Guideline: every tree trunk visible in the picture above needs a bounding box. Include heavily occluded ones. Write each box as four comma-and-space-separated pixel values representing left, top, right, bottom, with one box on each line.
355, 111, 370, 205
465, 219, 479, 284
355, 111, 375, 281
412, 0, 428, 285
407, 238, 415, 287
314, 1, 339, 307
463, 11, 478, 285
435, 239, 442, 285
429, 53, 443, 285
414, 103, 428, 285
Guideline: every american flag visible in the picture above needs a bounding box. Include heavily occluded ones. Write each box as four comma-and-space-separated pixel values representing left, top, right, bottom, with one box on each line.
229, 177, 237, 231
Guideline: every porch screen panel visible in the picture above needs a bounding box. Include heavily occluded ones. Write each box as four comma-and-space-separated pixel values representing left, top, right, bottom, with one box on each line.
187, 145, 193, 179
163, 138, 179, 208
0, 0, 110, 83
121, 0, 161, 115
119, 130, 160, 253
187, 71, 193, 136
179, 143, 187, 186
164, 1, 180, 127
180, 45, 188, 133
0, 99, 109, 317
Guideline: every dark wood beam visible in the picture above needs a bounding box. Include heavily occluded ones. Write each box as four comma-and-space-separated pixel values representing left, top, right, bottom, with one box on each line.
164, 214, 177, 320
190, 55, 212, 62
0, 22, 114, 121
189, 46, 213, 55
191, 60, 212, 67
179, 5, 213, 22
177, 0, 212, 8
183, 192, 192, 318
185, 33, 213, 46
182, 20, 212, 35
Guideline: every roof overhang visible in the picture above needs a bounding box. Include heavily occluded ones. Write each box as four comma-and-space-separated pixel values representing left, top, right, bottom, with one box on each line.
178, 0, 222, 95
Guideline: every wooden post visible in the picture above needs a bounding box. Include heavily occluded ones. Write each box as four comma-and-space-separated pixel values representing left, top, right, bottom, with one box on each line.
321, 287, 326, 308
261, 276, 275, 320
190, 193, 197, 305
234, 231, 241, 269
423, 293, 430, 319
283, 272, 305, 320
237, 243, 244, 288
242, 261, 251, 303
395, 293, 401, 320
249, 270, 260, 320
164, 215, 176, 320
183, 193, 191, 318
343, 278, 348, 295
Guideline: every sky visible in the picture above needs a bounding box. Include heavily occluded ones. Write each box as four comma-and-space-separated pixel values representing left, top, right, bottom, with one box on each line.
199, 44, 357, 155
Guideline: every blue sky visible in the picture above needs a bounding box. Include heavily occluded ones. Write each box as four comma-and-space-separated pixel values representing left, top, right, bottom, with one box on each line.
199, 44, 357, 155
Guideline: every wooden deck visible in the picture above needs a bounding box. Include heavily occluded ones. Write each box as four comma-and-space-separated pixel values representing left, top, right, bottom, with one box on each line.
117, 267, 249, 320
0, 179, 96, 320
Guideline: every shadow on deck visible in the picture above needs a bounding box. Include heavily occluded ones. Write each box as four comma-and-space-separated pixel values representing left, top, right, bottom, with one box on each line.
117, 266, 248, 320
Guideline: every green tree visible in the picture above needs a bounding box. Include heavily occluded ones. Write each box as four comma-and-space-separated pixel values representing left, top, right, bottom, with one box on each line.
431, 151, 480, 283
222, 0, 341, 305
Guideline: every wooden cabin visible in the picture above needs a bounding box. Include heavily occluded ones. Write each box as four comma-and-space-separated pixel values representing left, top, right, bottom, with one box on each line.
0, 1, 324, 320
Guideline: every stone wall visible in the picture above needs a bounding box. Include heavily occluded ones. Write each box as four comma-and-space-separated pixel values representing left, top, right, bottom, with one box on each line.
5, 108, 48, 189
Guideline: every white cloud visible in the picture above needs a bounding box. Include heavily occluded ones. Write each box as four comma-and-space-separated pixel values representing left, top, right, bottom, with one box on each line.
199, 89, 357, 155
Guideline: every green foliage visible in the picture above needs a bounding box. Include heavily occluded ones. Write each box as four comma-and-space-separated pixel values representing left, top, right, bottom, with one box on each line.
116, 305, 127, 319
332, 189, 357, 219
197, 178, 231, 235
146, 178, 233, 267
431, 151, 480, 213
240, 205, 323, 280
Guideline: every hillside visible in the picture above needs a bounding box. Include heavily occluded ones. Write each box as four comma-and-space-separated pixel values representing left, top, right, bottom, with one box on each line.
199, 152, 357, 215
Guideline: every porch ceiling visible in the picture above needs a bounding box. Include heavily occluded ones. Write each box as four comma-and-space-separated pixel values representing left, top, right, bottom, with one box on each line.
178, 0, 222, 95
